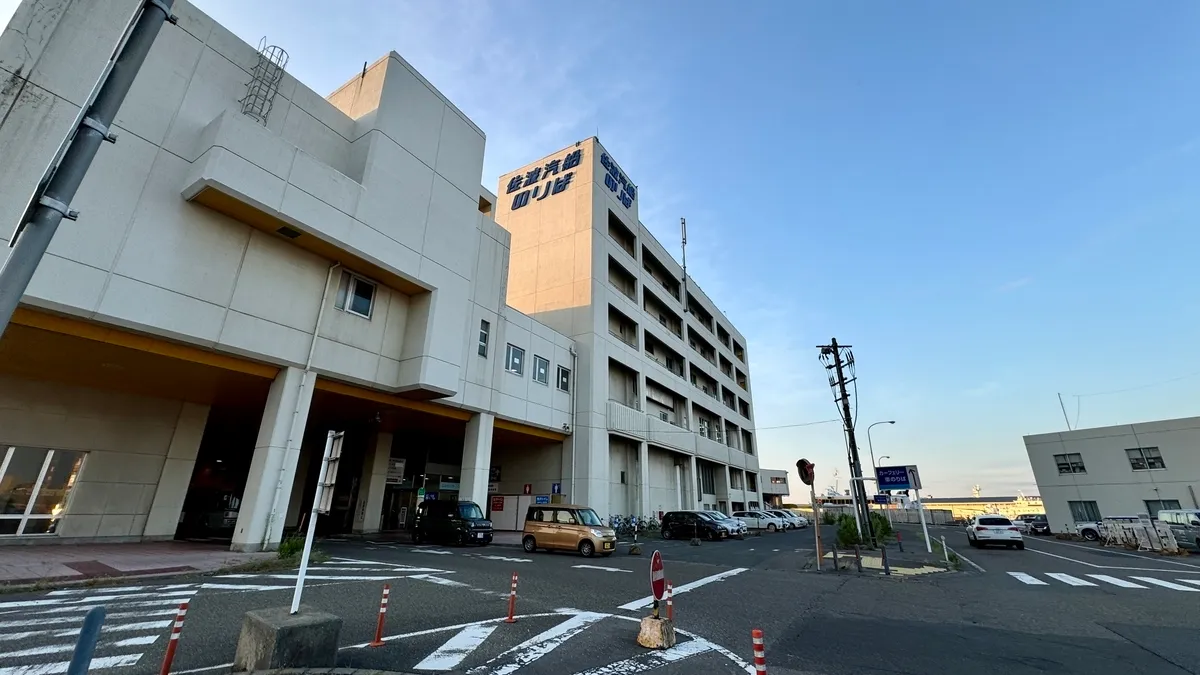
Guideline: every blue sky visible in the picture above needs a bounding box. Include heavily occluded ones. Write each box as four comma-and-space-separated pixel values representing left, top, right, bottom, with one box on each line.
7, 0, 1199, 500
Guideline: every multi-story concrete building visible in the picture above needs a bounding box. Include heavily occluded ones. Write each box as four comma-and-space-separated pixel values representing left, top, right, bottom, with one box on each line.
494, 139, 762, 520
760, 469, 789, 508
0, 0, 576, 547
1025, 417, 1200, 531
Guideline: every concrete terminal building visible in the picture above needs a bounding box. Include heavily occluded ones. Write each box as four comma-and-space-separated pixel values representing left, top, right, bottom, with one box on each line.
0, 0, 762, 548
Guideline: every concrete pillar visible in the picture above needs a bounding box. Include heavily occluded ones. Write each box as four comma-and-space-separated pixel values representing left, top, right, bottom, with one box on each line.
460, 413, 494, 505
674, 464, 682, 511
143, 403, 211, 539
285, 446, 310, 529
689, 455, 699, 505
638, 441, 650, 519
231, 367, 315, 552
353, 432, 393, 534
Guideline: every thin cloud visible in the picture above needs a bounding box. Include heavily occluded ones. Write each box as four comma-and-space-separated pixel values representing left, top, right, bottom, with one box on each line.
998, 276, 1032, 292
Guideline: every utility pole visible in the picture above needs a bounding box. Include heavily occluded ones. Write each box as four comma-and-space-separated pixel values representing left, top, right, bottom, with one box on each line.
817, 338, 876, 548
0, 0, 178, 338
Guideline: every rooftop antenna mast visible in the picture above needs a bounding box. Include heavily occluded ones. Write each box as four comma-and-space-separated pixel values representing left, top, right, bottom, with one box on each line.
680, 218, 689, 313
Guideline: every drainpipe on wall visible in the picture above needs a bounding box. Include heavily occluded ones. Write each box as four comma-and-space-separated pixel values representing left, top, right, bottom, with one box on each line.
568, 345, 578, 502
262, 261, 340, 549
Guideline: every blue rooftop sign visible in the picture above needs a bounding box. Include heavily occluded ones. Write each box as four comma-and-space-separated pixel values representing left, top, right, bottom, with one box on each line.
506, 148, 582, 211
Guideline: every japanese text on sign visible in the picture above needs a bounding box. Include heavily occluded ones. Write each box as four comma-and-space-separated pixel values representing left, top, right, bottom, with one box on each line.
600, 152, 636, 209
506, 149, 582, 211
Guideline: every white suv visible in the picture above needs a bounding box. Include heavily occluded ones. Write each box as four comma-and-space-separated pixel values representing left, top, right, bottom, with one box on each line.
966, 514, 1024, 550
767, 509, 808, 529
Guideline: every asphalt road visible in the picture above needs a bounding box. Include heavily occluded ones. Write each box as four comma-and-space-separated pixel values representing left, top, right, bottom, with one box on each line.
2, 527, 1198, 675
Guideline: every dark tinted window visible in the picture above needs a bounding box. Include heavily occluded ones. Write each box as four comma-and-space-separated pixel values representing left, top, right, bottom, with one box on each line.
459, 503, 483, 519
979, 517, 1012, 526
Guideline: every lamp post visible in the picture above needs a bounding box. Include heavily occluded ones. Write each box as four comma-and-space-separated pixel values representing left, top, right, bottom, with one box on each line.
867, 421, 896, 477
877, 455, 891, 469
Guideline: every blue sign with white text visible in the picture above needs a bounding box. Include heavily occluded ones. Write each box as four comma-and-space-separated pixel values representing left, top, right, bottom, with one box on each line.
600, 152, 636, 209
875, 465, 916, 491
534, 495, 550, 505
873, 494, 890, 505
424, 491, 439, 501
506, 149, 582, 211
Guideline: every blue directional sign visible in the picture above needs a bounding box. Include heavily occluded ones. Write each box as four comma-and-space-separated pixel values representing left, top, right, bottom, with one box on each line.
873, 494, 890, 505
534, 495, 551, 505
875, 465, 922, 491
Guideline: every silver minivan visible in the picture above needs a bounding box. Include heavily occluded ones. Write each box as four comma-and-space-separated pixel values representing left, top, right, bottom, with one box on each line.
1156, 509, 1200, 551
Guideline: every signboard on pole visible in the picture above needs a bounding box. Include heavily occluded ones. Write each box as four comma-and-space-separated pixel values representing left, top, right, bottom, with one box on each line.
385, 458, 406, 485
649, 550, 665, 601
875, 465, 921, 491
873, 494, 889, 505
316, 432, 344, 514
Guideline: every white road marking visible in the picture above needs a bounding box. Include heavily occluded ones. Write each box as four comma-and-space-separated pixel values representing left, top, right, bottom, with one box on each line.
0, 653, 142, 675
617, 568, 749, 610
170, 665, 234, 674
1024, 546, 1200, 574
772, 549, 780, 552
567, 638, 712, 674
1087, 574, 1147, 589
410, 574, 470, 588
1027, 537, 1200, 569
224, 574, 431, 581
476, 556, 532, 563
413, 624, 497, 670
112, 634, 160, 647
572, 565, 631, 573
9, 600, 182, 616
0, 608, 175, 629
1179, 579, 1200, 587
197, 583, 296, 591
54, 619, 172, 637
411, 549, 455, 555
1046, 573, 1096, 586
1130, 576, 1200, 591
0, 591, 195, 610
0, 643, 74, 659
47, 586, 146, 596
1007, 572, 1048, 585
466, 612, 606, 675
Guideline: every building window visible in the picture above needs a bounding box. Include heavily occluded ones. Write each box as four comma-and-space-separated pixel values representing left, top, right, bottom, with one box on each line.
1144, 499, 1181, 517
505, 344, 524, 375
620, 471, 627, 485
478, 320, 490, 357
0, 446, 85, 536
1068, 500, 1102, 523
533, 356, 550, 385
770, 476, 787, 485
1053, 453, 1086, 474
730, 472, 743, 490
557, 366, 571, 392
749, 501, 760, 509
699, 465, 716, 494
1126, 447, 1166, 471
746, 473, 757, 492
334, 271, 376, 319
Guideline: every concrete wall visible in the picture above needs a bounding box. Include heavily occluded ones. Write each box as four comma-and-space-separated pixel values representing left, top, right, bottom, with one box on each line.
0, 374, 206, 542
0, 0, 571, 432
490, 442, 563, 496
1025, 417, 1200, 530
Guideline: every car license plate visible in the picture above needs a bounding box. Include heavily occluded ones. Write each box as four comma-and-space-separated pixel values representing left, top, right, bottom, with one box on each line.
475, 533, 484, 539
603, 542, 613, 550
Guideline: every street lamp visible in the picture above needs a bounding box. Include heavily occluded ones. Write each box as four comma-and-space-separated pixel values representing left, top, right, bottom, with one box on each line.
877, 455, 891, 468
867, 420, 896, 477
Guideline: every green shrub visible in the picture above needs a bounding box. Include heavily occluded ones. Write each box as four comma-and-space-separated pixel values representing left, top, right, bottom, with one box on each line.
868, 512, 893, 539
836, 517, 861, 548
821, 511, 837, 525
277, 534, 305, 559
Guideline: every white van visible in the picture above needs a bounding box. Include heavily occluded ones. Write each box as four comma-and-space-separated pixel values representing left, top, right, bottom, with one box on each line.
1156, 509, 1200, 551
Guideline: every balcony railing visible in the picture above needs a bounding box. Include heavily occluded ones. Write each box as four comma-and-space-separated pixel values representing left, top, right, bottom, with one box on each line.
609, 279, 636, 302
609, 329, 637, 349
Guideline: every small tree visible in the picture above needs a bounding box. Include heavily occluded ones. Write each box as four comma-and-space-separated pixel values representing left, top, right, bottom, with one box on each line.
836, 516, 862, 547
869, 512, 893, 539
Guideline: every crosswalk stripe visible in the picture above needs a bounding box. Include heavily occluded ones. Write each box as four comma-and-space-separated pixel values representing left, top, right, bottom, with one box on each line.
0, 653, 142, 675
0, 591, 195, 610
414, 624, 497, 670
1179, 579, 1200, 587
1087, 574, 1147, 589
1007, 572, 1048, 585
466, 612, 607, 675
1130, 576, 1200, 591
1045, 573, 1096, 587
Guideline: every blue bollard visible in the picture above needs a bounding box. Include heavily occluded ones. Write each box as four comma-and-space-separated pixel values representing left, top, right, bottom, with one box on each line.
67, 606, 106, 675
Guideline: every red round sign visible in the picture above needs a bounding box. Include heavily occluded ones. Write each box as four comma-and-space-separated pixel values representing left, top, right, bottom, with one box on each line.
649, 550, 665, 600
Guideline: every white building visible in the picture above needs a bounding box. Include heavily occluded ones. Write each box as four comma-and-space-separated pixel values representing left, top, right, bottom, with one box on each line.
1024, 416, 1200, 531
0, 0, 575, 547
494, 140, 763, 520
760, 469, 789, 508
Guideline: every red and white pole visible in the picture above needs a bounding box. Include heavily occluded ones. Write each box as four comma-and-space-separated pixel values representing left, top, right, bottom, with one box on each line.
158, 602, 188, 675
505, 572, 518, 623
369, 583, 390, 647
666, 580, 674, 621
751, 628, 767, 674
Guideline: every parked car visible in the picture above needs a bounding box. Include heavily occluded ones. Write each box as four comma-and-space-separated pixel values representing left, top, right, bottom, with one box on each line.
412, 500, 493, 546
1153, 509, 1200, 551
701, 510, 748, 538
661, 510, 729, 541
1076, 516, 1141, 542
766, 509, 808, 529
966, 514, 1024, 549
733, 510, 785, 532
522, 504, 616, 557
1015, 513, 1050, 535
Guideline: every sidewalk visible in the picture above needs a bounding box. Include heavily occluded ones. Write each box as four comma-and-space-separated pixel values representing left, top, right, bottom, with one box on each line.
0, 541, 273, 587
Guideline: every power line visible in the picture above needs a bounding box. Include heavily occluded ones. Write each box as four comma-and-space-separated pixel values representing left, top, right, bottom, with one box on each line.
1069, 369, 1200, 398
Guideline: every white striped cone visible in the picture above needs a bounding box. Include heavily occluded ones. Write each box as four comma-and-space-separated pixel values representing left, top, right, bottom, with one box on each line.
751, 628, 766, 674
